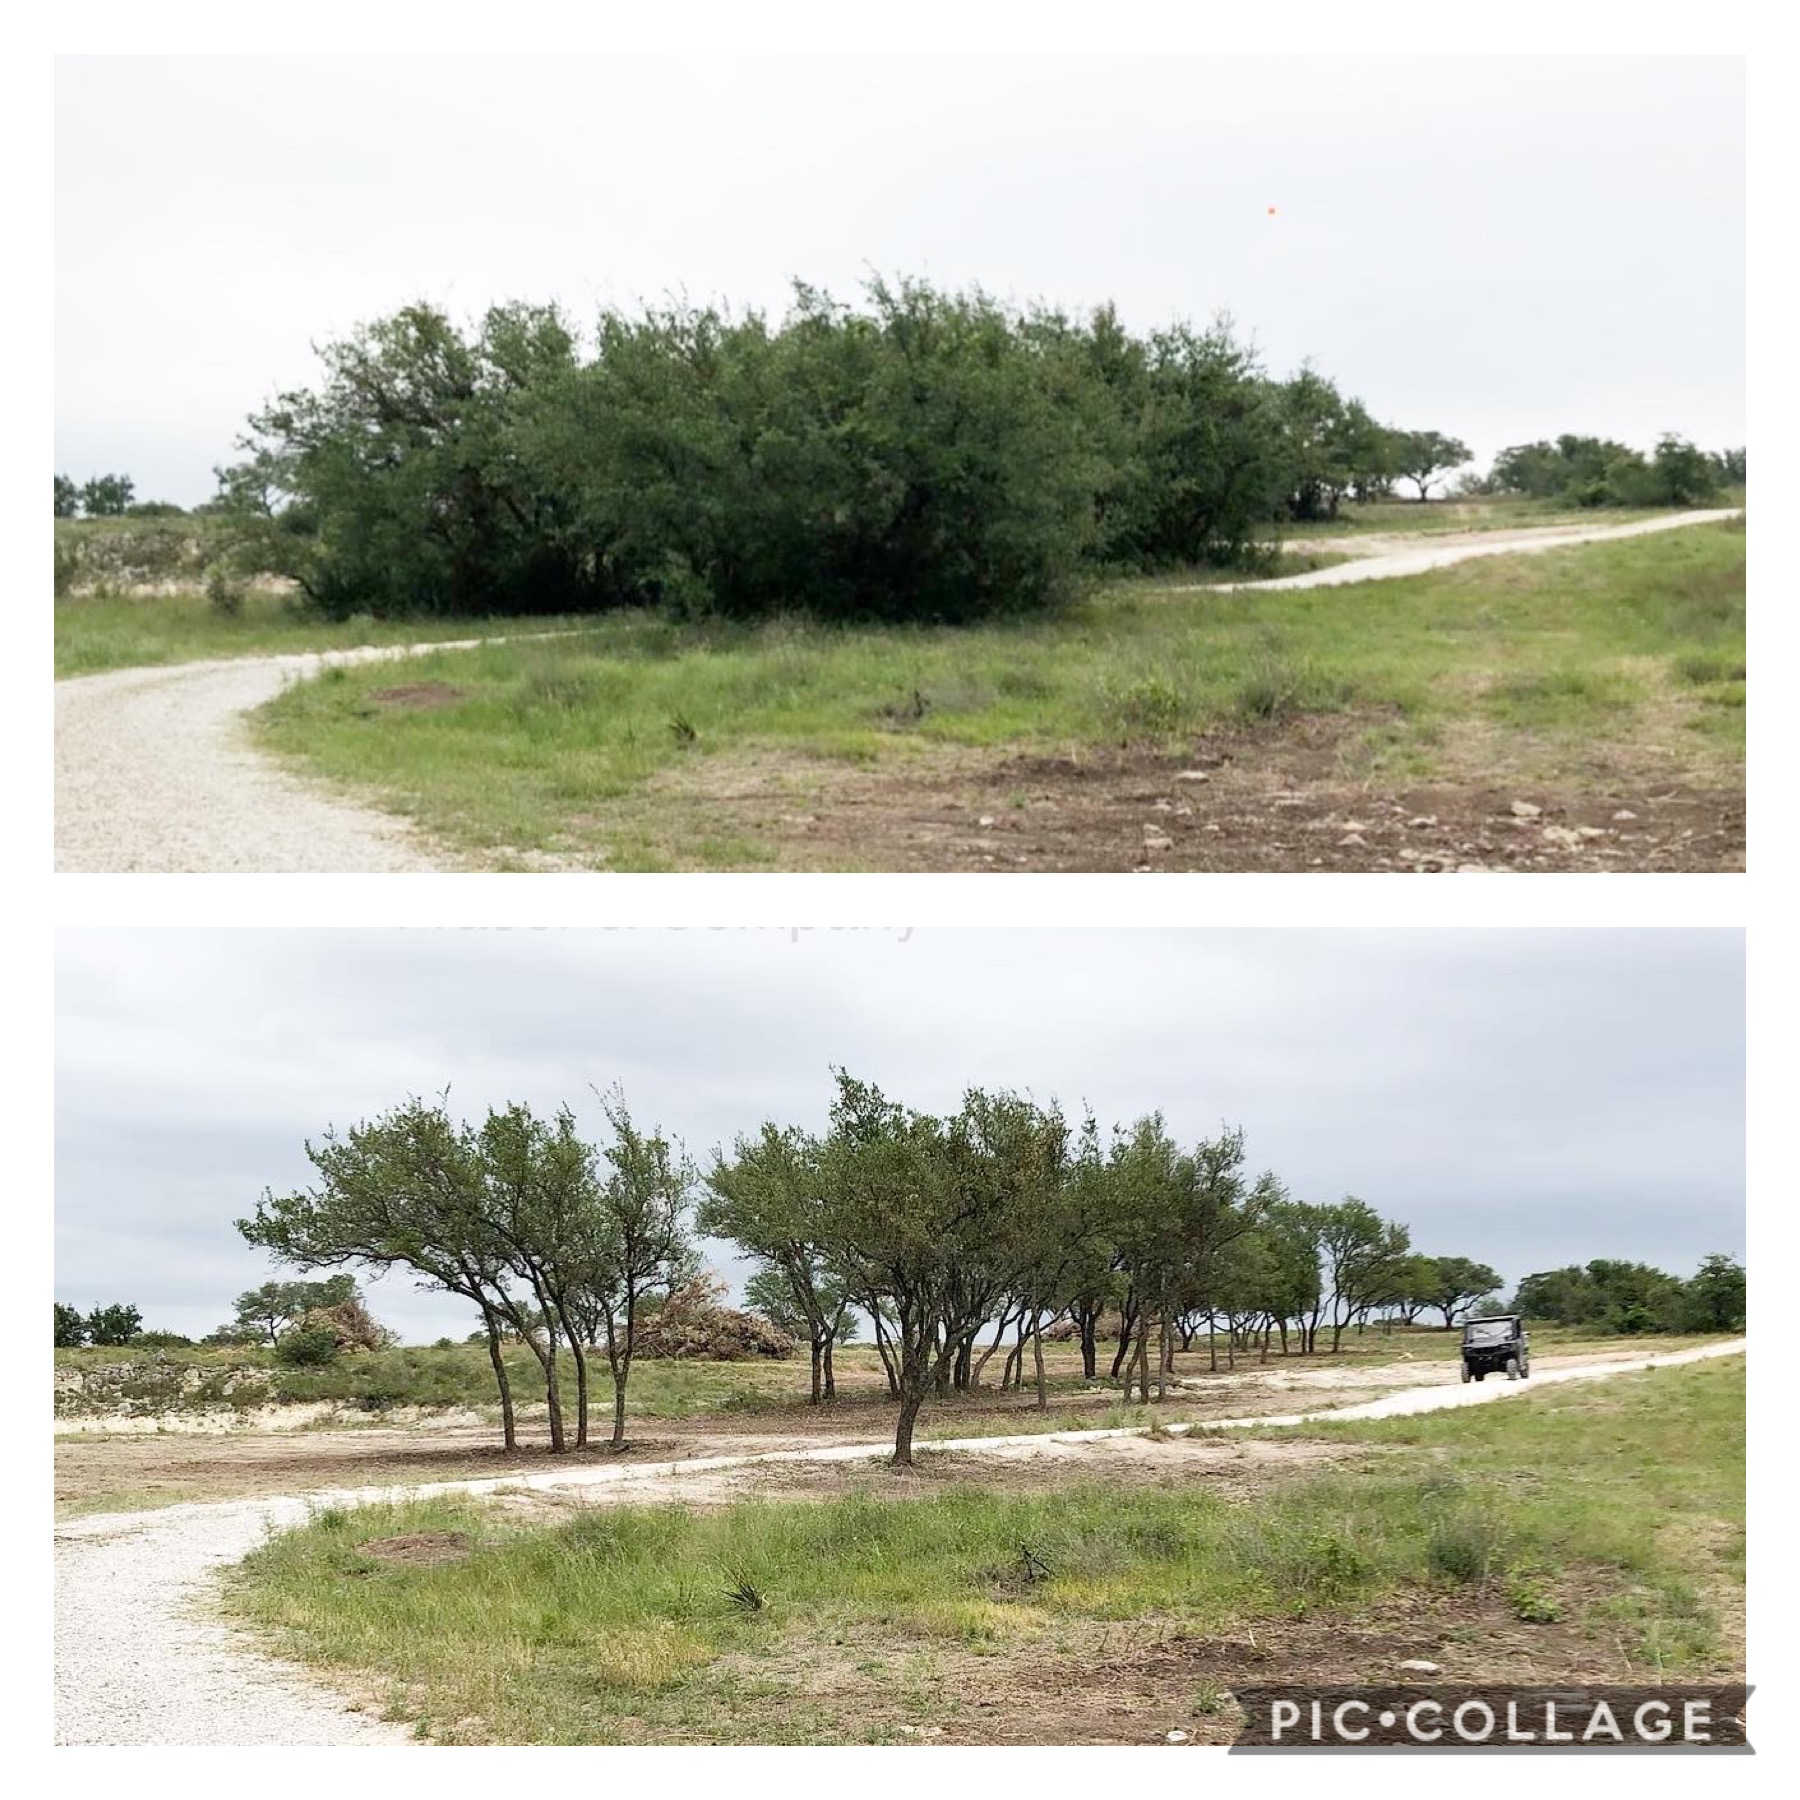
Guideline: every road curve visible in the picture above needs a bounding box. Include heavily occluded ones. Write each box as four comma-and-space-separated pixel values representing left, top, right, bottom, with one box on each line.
54, 1337, 1743, 1745
53, 641, 500, 873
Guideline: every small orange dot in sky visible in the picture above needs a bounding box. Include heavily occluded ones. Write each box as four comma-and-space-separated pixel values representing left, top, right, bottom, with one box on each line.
1268, 206, 1278, 216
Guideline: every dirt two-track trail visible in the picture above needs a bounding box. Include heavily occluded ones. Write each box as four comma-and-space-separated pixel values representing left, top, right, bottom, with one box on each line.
53, 511, 1739, 874
53, 1338, 1744, 1745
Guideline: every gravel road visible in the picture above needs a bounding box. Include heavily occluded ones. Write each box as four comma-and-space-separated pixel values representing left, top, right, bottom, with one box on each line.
54, 512, 1740, 873
52, 641, 498, 873
54, 1337, 1743, 1745
1184, 507, 1742, 592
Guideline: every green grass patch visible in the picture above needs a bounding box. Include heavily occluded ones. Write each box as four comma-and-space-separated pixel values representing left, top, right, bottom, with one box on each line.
52, 585, 595, 680
242, 522, 1745, 869
224, 1356, 1743, 1743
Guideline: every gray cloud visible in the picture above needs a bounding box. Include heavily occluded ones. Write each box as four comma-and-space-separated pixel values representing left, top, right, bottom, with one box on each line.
54, 928, 1744, 1341
56, 55, 1743, 506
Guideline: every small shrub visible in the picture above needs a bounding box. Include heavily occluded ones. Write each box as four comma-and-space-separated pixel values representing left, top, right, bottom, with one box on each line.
1235, 652, 1350, 722
204, 560, 246, 617
723, 1573, 766, 1612
1427, 1512, 1509, 1585
1506, 1567, 1565, 1623
1105, 675, 1187, 736
274, 1325, 342, 1368
54, 537, 81, 597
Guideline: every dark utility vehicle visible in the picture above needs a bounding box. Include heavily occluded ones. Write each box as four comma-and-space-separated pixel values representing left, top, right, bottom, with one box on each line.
1461, 1315, 1530, 1383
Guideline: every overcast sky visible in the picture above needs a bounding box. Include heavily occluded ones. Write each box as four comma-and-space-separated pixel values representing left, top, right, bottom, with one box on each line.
54, 929, 1744, 1342
55, 55, 1743, 507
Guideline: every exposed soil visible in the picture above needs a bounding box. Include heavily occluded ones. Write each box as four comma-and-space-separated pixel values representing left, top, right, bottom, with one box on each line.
367, 681, 464, 710
356, 1530, 471, 1565
633, 717, 1744, 872
51, 1344, 1675, 1516
692, 1591, 1673, 1747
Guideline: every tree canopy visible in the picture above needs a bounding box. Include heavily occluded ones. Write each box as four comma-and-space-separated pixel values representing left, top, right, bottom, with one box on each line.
213, 281, 1471, 624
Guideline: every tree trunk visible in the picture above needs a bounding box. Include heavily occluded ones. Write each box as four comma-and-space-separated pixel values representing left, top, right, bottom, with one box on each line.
971, 1309, 1014, 1389
889, 1389, 921, 1461
480, 1311, 517, 1452
1079, 1310, 1098, 1381
611, 1370, 628, 1446
810, 1338, 824, 1404
541, 1348, 566, 1452
871, 1312, 900, 1397
1110, 1296, 1138, 1381
1032, 1314, 1048, 1410
569, 1335, 590, 1448
1156, 1316, 1172, 1400
823, 1334, 837, 1400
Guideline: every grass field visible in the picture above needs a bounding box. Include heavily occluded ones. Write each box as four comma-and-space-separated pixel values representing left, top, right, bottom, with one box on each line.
222, 1354, 1744, 1744
50, 549, 1344, 681
238, 519, 1744, 871
51, 588, 599, 680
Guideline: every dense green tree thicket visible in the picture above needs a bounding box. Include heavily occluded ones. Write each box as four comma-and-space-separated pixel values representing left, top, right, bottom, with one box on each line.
1481, 434, 1740, 508
52, 1301, 145, 1346
1512, 1252, 1745, 1335
212, 282, 1468, 625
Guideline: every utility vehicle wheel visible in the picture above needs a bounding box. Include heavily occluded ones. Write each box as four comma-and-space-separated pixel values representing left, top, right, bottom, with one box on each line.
1506, 1356, 1521, 1380
1474, 1370, 1485, 1381
1521, 1355, 1530, 1378
1461, 1364, 1471, 1384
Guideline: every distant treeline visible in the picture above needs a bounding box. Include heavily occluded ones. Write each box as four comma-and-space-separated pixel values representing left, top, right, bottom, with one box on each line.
1510, 1255, 1744, 1337
207, 281, 1483, 625
1472, 436, 1743, 510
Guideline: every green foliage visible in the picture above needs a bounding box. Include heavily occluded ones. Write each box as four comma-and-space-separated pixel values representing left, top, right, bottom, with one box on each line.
1388, 429, 1473, 501
1513, 1254, 1743, 1336
1678, 1253, 1747, 1332
214, 281, 1475, 625
54, 1302, 88, 1347
54, 474, 80, 517
1490, 433, 1729, 509
204, 559, 246, 617
273, 1324, 342, 1367
85, 1302, 143, 1345
77, 472, 136, 517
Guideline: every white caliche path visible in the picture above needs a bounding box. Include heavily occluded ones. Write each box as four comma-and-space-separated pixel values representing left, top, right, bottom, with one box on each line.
54, 512, 1740, 874
1177, 507, 1743, 593
55, 1337, 1744, 1746
53, 641, 498, 873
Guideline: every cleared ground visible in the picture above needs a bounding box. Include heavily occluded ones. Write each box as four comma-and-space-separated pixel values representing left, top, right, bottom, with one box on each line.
55, 1345, 1734, 1746
54, 1331, 1729, 1516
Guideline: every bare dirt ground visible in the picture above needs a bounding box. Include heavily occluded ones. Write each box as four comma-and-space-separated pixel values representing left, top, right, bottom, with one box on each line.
50, 1342, 1681, 1515
628, 716, 1744, 873
53, 513, 1739, 874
